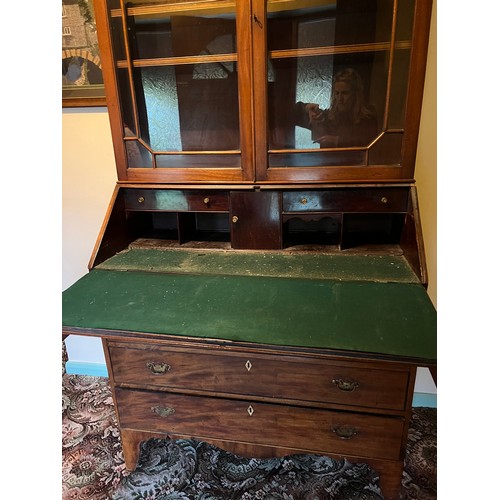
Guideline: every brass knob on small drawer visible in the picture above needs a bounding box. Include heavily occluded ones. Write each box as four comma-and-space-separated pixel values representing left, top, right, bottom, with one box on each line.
300, 198, 308, 205
203, 197, 210, 205
232, 215, 239, 223
332, 424, 358, 440
332, 378, 359, 392
138, 196, 145, 203
146, 361, 171, 375
380, 196, 388, 204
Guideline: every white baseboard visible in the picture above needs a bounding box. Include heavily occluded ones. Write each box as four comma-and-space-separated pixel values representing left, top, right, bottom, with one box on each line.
64, 361, 437, 408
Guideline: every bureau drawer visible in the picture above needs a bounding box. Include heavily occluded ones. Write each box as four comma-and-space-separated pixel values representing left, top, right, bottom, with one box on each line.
283, 188, 409, 213
123, 189, 229, 212
115, 388, 404, 461
108, 344, 410, 411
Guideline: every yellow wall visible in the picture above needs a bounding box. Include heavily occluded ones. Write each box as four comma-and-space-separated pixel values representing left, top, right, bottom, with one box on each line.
62, 109, 116, 290
414, 0, 437, 308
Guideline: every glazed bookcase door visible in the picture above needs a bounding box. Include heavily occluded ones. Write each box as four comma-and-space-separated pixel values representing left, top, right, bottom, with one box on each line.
95, 0, 254, 183
253, 0, 432, 183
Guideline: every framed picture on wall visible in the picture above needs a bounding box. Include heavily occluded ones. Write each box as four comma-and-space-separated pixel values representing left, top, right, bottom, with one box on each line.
62, 0, 106, 107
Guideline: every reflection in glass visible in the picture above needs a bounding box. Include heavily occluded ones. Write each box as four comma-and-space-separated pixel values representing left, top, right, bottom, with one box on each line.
293, 67, 378, 148
137, 63, 240, 152
117, 68, 137, 137
142, 66, 181, 151
155, 154, 240, 169
388, 50, 411, 129
265, 0, 415, 164
130, 15, 236, 60
268, 55, 384, 150
118, 8, 239, 153
294, 55, 332, 149
395, 0, 416, 41
368, 132, 403, 165
267, 0, 394, 50
126, 140, 153, 168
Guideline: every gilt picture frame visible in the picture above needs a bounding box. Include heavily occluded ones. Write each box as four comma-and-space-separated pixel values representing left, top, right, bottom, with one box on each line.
62, 0, 106, 107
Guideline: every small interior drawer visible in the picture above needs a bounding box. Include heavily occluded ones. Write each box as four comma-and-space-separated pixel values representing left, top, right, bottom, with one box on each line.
123, 189, 229, 212
115, 388, 405, 460
108, 343, 410, 411
283, 188, 409, 213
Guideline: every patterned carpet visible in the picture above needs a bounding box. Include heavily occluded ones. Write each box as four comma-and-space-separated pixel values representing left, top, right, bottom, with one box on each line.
62, 353, 436, 499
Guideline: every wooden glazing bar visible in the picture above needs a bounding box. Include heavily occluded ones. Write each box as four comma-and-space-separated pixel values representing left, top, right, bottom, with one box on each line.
269, 147, 367, 154
152, 150, 241, 155
269, 41, 411, 60
117, 53, 238, 69
111, 0, 236, 18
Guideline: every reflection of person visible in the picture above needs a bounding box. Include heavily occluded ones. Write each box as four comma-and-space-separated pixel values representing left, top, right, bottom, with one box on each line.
294, 68, 378, 147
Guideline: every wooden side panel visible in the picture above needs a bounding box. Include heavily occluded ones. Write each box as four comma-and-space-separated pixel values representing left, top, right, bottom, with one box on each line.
88, 185, 137, 269
400, 185, 428, 286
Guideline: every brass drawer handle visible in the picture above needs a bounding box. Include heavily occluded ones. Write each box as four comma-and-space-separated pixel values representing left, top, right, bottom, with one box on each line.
151, 406, 175, 418
138, 196, 145, 203
232, 215, 239, 223
332, 424, 358, 440
332, 378, 359, 392
300, 198, 308, 205
380, 196, 388, 204
146, 361, 171, 375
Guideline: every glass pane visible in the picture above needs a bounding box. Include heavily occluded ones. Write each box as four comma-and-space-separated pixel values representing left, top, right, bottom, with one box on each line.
395, 0, 416, 41
266, 0, 415, 168
111, 1, 240, 154
141, 66, 182, 151
268, 54, 387, 150
126, 0, 234, 7
110, 16, 126, 61
117, 68, 137, 136
267, 0, 395, 50
128, 13, 237, 60
388, 49, 411, 129
368, 132, 403, 165
126, 140, 153, 168
133, 63, 240, 152
155, 153, 240, 168
269, 150, 366, 167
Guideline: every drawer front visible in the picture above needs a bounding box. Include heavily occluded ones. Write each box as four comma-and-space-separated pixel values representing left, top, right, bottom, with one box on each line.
283, 188, 408, 213
123, 189, 229, 212
115, 388, 404, 461
109, 344, 409, 411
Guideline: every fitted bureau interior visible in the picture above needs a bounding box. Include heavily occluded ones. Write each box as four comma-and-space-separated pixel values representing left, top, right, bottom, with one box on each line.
95, 185, 425, 283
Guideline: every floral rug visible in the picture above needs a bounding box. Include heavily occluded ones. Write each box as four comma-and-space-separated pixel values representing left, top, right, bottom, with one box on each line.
62, 354, 436, 499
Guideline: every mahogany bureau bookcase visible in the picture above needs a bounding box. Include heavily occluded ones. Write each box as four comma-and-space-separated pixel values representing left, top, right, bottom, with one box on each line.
62, 1, 436, 498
